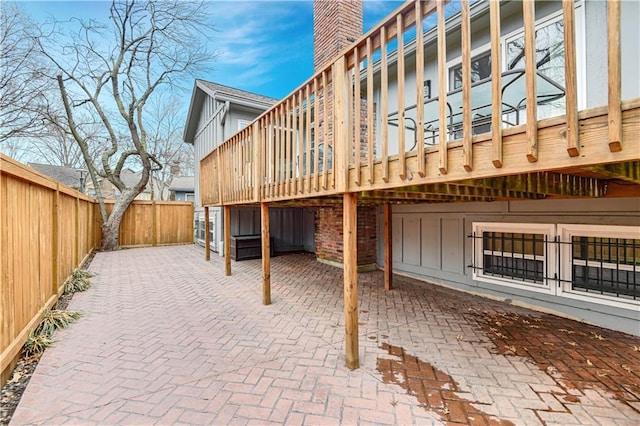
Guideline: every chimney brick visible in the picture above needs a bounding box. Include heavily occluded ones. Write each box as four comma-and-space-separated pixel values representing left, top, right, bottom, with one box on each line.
313, 0, 363, 71
313, 0, 377, 271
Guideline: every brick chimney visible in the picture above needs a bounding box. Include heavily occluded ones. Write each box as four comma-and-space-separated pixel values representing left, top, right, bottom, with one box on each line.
312, 0, 377, 272
313, 0, 363, 71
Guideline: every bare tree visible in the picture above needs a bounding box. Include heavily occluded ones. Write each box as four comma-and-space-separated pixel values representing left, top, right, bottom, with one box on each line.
0, 4, 54, 145
146, 94, 195, 200
26, 120, 105, 168
34, 0, 214, 250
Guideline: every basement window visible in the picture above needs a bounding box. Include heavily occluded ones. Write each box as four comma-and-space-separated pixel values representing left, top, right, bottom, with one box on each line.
559, 225, 640, 304
471, 222, 555, 294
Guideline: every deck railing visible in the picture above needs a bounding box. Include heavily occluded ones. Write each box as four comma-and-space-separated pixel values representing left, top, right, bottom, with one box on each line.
200, 0, 637, 206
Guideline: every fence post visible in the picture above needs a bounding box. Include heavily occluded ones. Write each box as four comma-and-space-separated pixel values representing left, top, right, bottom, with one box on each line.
75, 193, 80, 265
152, 200, 157, 246
52, 184, 60, 295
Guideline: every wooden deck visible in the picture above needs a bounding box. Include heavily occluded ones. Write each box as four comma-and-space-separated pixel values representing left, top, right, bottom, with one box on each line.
199, 0, 640, 368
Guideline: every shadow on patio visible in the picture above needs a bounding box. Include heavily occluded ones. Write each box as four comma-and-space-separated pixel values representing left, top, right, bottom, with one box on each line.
10, 245, 640, 425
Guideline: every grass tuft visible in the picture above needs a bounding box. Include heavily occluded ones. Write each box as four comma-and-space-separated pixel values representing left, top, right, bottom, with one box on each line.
63, 268, 93, 295
23, 331, 53, 357
34, 309, 82, 336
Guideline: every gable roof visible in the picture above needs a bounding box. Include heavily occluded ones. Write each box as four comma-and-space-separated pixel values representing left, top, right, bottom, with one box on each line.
28, 163, 84, 189
183, 79, 278, 144
169, 176, 195, 192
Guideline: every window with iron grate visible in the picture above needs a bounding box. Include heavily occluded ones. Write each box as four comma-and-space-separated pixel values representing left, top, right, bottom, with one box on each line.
559, 225, 640, 304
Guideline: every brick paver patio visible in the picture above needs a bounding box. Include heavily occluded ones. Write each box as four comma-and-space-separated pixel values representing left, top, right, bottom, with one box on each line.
10, 245, 640, 425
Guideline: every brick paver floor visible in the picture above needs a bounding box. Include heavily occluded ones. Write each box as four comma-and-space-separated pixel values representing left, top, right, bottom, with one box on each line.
10, 245, 640, 425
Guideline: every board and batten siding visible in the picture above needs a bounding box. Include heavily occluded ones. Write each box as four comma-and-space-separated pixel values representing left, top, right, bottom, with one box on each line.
378, 197, 640, 336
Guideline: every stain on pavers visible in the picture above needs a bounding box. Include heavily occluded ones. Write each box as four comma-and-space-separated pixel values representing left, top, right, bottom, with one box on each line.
377, 343, 516, 425
470, 309, 640, 416
368, 273, 640, 424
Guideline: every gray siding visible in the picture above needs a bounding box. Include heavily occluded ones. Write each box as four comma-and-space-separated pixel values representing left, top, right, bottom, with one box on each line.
377, 198, 640, 336
192, 96, 271, 252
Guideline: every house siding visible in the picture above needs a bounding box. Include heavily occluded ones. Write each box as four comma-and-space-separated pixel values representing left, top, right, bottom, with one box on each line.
378, 198, 640, 336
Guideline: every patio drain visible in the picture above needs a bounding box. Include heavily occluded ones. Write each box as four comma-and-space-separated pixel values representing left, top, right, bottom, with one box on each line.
376, 343, 515, 425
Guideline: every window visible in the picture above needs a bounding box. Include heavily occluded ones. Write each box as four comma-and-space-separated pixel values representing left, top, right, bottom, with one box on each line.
559, 225, 640, 305
238, 119, 251, 131
504, 13, 566, 120
471, 223, 640, 307
472, 223, 555, 293
186, 193, 195, 202
449, 52, 492, 91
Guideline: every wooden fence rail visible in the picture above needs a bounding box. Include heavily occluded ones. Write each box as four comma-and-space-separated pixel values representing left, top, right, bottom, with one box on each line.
1, 154, 194, 386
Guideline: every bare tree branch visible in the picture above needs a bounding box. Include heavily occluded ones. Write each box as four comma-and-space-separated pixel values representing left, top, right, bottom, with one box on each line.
31, 0, 215, 250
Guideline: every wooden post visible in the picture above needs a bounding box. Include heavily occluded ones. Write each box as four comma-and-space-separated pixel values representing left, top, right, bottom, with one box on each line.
52, 184, 60, 295
607, 0, 622, 152
224, 205, 231, 276
151, 200, 157, 246
415, 0, 426, 178
334, 56, 349, 193
75, 194, 80, 264
490, 0, 503, 168
397, 13, 406, 180
523, 0, 538, 162
563, 0, 580, 157
204, 206, 210, 261
261, 203, 271, 305
380, 25, 389, 183
461, 0, 473, 172
383, 203, 393, 291
343, 192, 359, 369
437, 0, 448, 174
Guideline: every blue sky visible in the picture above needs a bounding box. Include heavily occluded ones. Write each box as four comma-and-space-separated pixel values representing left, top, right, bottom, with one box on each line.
16, 0, 405, 100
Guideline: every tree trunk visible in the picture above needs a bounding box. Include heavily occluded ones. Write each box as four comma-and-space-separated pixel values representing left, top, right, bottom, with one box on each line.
100, 190, 139, 251
101, 220, 120, 251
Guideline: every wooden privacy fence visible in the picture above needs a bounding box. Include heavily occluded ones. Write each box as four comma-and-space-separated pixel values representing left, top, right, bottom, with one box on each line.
108, 200, 194, 247
0, 154, 194, 385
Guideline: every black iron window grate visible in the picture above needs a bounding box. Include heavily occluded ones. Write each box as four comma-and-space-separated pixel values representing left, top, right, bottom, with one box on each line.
471, 231, 548, 285
469, 232, 640, 300
567, 237, 639, 300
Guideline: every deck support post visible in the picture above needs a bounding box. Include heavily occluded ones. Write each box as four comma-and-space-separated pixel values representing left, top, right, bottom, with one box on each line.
223, 205, 231, 276
204, 206, 210, 261
383, 203, 393, 291
261, 203, 271, 305
343, 192, 359, 369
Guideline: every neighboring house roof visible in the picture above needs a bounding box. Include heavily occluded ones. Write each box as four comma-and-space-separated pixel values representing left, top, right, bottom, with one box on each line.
28, 163, 85, 189
119, 169, 147, 190
183, 79, 278, 144
84, 169, 169, 200
169, 176, 195, 193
